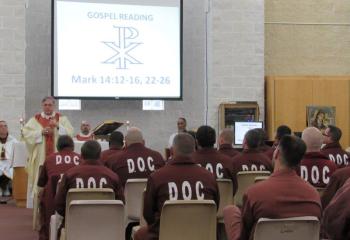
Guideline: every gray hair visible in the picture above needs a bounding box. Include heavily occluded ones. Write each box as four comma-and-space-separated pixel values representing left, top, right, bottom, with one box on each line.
173, 133, 195, 156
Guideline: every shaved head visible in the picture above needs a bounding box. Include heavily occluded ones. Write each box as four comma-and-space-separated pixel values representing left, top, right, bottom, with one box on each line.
219, 128, 234, 145
302, 127, 323, 152
173, 133, 195, 157
125, 127, 144, 146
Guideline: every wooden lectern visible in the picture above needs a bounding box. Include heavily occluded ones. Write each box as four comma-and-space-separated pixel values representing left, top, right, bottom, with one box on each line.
12, 142, 29, 207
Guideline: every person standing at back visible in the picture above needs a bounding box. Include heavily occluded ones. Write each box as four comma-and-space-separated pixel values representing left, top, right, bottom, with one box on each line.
298, 127, 337, 188
168, 117, 187, 148
218, 128, 239, 158
232, 129, 273, 174
192, 125, 237, 196
37, 135, 81, 240
134, 133, 219, 240
108, 127, 164, 187
321, 125, 349, 168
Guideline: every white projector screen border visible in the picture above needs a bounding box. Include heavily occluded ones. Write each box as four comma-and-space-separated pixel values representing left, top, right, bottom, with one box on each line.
51, 0, 183, 100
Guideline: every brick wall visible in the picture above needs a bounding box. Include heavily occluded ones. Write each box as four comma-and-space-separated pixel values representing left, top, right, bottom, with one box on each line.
0, 0, 25, 138
25, 0, 207, 153
207, 0, 265, 129
266, 0, 350, 75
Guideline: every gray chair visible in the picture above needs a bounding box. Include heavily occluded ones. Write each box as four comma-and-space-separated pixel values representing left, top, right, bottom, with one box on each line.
253, 216, 320, 240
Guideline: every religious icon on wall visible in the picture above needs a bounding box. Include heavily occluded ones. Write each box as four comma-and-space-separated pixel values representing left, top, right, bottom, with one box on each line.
307, 106, 335, 132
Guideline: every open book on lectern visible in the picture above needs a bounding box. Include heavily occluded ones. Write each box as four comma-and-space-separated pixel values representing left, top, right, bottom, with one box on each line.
93, 120, 124, 139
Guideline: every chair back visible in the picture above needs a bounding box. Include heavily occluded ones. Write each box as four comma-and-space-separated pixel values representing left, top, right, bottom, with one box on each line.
66, 200, 124, 240
235, 171, 271, 207
216, 179, 233, 221
159, 200, 217, 240
65, 188, 115, 224
254, 176, 269, 183
124, 179, 147, 221
253, 216, 320, 240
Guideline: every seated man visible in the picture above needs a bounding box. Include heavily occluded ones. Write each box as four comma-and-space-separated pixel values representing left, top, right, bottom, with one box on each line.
134, 133, 220, 240
323, 178, 350, 240
223, 135, 322, 240
321, 125, 349, 168
218, 128, 239, 158
256, 128, 274, 160
192, 125, 237, 195
298, 127, 337, 188
101, 131, 124, 164
75, 121, 94, 141
107, 127, 164, 187
0, 120, 18, 199
273, 125, 292, 148
55, 140, 124, 218
321, 165, 350, 208
37, 135, 81, 240
232, 129, 273, 173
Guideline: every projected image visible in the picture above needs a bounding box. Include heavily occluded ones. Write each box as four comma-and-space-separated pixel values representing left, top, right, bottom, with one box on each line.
234, 122, 263, 145
53, 0, 182, 99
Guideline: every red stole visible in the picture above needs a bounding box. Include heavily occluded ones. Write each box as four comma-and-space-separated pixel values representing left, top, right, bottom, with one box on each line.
35, 113, 60, 158
76, 134, 94, 141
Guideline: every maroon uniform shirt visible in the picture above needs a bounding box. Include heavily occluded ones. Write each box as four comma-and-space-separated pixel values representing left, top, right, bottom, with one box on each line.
321, 142, 349, 168
100, 146, 123, 164
108, 143, 165, 187
323, 178, 350, 240
55, 161, 124, 217
192, 147, 237, 195
241, 169, 322, 240
259, 145, 274, 160
321, 166, 350, 208
140, 156, 220, 240
232, 149, 273, 174
298, 152, 337, 188
218, 144, 240, 158
37, 150, 81, 240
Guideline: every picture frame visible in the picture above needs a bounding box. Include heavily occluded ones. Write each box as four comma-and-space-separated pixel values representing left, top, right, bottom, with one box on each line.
219, 102, 260, 130
307, 106, 336, 131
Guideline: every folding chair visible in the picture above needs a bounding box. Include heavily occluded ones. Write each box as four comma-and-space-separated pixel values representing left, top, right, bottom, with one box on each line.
253, 216, 320, 240
235, 171, 271, 207
159, 200, 217, 240
64, 200, 124, 240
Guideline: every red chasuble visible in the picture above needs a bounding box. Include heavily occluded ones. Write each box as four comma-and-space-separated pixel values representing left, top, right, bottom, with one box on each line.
35, 113, 60, 158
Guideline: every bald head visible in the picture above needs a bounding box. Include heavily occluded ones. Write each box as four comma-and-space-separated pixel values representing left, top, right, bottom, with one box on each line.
219, 128, 234, 145
302, 127, 323, 152
173, 133, 195, 157
125, 127, 144, 146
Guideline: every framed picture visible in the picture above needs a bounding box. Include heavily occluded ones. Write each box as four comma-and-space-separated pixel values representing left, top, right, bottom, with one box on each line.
307, 106, 336, 131
219, 102, 260, 130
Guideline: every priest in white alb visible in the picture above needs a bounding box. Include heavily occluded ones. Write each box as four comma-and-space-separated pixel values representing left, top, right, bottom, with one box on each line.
0, 120, 18, 199
22, 96, 74, 206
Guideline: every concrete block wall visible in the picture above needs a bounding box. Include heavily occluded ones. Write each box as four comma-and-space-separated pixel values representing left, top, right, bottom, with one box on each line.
0, 0, 26, 138
24, 0, 265, 151
265, 0, 350, 75
25, 0, 207, 153
207, 0, 265, 130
